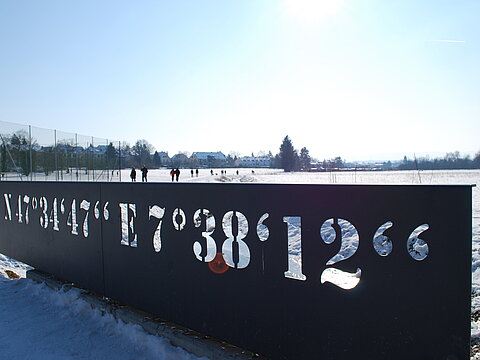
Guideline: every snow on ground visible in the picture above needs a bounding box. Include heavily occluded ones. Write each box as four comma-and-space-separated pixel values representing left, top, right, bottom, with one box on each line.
0, 253, 32, 279
1, 168, 479, 358
0, 258, 206, 360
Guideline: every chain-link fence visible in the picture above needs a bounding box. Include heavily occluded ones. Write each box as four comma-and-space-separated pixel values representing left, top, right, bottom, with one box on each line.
0, 120, 122, 181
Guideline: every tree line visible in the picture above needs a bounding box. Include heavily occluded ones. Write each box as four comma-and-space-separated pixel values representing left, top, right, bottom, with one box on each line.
1, 130, 478, 175
274, 135, 480, 172
274, 135, 345, 172
120, 136, 480, 172
398, 151, 480, 171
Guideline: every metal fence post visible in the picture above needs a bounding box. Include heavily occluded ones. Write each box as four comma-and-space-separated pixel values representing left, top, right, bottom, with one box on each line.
118, 141, 122, 182
106, 139, 108, 182
75, 133, 79, 181
29, 125, 33, 181
54, 129, 58, 181
92, 136, 94, 182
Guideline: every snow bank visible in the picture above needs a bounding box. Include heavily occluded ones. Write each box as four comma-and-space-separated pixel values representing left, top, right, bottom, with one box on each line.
0, 275, 207, 360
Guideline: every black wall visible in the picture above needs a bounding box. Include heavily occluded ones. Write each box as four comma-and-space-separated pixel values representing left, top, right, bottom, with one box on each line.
0, 181, 472, 359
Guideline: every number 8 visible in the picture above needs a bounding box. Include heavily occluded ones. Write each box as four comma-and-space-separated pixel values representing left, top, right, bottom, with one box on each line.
222, 211, 250, 269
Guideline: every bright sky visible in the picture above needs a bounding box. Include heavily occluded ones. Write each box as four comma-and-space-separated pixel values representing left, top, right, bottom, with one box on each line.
1, 0, 479, 161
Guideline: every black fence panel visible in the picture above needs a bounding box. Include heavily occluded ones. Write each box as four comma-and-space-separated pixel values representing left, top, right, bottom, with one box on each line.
0, 181, 472, 360
0, 182, 104, 293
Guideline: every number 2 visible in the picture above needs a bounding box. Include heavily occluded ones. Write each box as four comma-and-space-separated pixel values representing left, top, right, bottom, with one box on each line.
320, 218, 361, 290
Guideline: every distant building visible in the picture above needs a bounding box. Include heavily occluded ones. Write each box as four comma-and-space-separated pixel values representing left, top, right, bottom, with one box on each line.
171, 153, 189, 167
91, 145, 107, 155
152, 151, 170, 167
240, 156, 271, 168
38, 144, 84, 154
157, 151, 170, 163
191, 152, 226, 167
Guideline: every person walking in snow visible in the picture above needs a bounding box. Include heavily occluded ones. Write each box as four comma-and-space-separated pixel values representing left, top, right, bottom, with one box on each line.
175, 168, 180, 182
141, 165, 148, 182
170, 168, 175, 182
130, 167, 136, 182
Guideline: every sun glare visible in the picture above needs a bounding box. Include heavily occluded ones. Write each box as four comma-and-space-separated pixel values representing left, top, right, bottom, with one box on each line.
282, 0, 343, 26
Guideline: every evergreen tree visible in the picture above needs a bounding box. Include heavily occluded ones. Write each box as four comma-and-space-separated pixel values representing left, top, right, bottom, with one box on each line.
271, 154, 281, 168
333, 156, 344, 168
153, 151, 161, 168
474, 151, 480, 169
299, 147, 311, 171
279, 136, 297, 172
9, 132, 30, 175
1, 144, 7, 173
293, 150, 300, 171
105, 142, 117, 169
226, 154, 235, 167
10, 134, 21, 146
131, 139, 154, 167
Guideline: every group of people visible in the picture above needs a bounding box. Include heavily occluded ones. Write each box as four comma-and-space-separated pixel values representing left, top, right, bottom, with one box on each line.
190, 169, 199, 177
129, 166, 181, 182
130, 165, 148, 182
170, 168, 181, 182
129, 167, 248, 182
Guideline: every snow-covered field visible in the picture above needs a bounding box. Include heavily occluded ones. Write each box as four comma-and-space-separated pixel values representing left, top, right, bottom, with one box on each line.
0, 168, 478, 358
